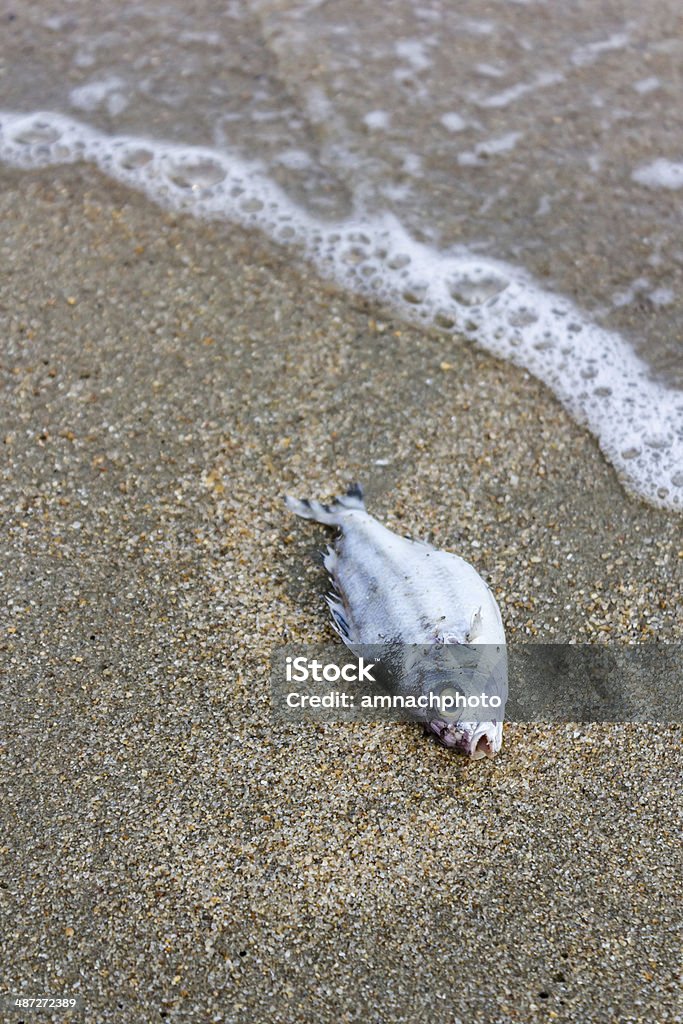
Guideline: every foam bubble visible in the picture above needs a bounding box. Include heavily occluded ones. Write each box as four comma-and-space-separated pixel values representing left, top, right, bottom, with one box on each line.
449, 271, 509, 306
0, 110, 681, 511
9, 120, 61, 146
633, 76, 661, 95
571, 31, 631, 68
458, 132, 523, 166
118, 148, 154, 170
476, 71, 563, 109
632, 159, 683, 190
395, 39, 432, 72
164, 157, 227, 190
276, 149, 314, 171
649, 287, 674, 308
70, 76, 128, 116
363, 110, 391, 131
440, 112, 467, 133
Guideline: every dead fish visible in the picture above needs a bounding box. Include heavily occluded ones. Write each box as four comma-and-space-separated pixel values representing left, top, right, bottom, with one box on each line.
285, 483, 506, 759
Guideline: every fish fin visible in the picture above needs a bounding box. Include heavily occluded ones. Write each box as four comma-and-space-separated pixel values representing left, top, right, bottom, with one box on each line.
325, 594, 352, 641
466, 607, 483, 642
322, 545, 337, 575
284, 483, 365, 527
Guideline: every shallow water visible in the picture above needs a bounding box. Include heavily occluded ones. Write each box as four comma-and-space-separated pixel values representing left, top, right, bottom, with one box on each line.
2, 0, 682, 508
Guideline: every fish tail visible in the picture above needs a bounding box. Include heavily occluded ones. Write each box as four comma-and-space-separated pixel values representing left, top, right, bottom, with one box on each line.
284, 483, 365, 526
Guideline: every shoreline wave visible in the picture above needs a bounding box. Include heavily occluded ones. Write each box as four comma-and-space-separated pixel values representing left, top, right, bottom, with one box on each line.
1, 109, 680, 511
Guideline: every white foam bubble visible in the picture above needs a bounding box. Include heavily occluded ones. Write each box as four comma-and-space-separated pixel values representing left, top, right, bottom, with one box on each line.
649, 286, 674, 308
440, 112, 467, 133
476, 71, 563, 109
612, 277, 650, 309
395, 40, 432, 72
633, 76, 661, 95
70, 76, 128, 117
363, 110, 391, 131
632, 159, 683, 190
402, 153, 423, 175
571, 31, 631, 68
460, 19, 495, 37
474, 63, 505, 80
0, 109, 681, 510
458, 132, 523, 166
276, 149, 314, 170
178, 30, 223, 48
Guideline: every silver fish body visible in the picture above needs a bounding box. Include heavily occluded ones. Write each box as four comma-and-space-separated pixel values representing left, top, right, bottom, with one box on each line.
285, 484, 506, 759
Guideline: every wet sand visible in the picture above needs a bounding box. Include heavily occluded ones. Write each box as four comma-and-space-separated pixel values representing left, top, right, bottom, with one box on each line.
0, 165, 681, 1023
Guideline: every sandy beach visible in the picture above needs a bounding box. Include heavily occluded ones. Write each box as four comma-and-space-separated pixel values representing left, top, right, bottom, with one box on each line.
1, 165, 681, 1022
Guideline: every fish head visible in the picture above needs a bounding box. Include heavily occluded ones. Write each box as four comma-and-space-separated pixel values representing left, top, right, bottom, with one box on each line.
426, 718, 503, 759
418, 642, 506, 758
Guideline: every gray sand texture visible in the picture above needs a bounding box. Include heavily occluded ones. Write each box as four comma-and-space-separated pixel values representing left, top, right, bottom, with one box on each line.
0, 165, 681, 1023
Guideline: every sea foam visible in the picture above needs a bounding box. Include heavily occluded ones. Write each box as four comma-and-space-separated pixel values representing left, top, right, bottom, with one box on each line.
632, 159, 683, 191
0, 110, 681, 510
